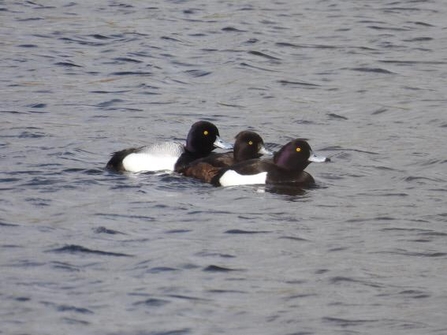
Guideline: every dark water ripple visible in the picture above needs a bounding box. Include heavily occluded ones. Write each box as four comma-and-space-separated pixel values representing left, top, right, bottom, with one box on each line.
203, 265, 240, 272
133, 297, 170, 307
48, 245, 134, 257
225, 229, 271, 234
41, 301, 94, 314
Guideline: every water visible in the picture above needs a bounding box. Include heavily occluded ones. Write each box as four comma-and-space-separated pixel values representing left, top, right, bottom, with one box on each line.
1, 1, 447, 334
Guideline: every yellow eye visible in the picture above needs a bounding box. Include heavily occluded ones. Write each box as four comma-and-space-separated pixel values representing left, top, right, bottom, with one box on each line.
248, 141, 253, 145
203, 130, 209, 136
296, 147, 301, 152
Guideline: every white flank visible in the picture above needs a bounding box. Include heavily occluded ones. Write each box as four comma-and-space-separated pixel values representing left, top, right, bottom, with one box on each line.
219, 170, 267, 186
123, 153, 178, 173
122, 142, 184, 173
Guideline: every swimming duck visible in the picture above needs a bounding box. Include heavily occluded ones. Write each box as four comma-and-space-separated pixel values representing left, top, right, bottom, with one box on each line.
179, 130, 272, 183
106, 121, 233, 173
211, 139, 329, 187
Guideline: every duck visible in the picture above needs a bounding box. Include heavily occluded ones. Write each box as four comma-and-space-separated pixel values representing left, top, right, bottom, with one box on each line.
106, 121, 233, 173
211, 139, 329, 187
178, 130, 273, 183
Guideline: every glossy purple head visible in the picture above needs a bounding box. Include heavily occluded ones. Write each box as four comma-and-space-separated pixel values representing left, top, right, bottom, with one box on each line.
273, 139, 329, 171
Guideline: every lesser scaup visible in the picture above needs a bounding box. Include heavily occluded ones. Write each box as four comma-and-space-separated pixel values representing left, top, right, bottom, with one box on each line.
178, 130, 273, 183
106, 121, 233, 173
211, 139, 329, 187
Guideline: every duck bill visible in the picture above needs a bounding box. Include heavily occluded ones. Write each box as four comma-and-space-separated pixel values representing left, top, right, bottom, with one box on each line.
258, 145, 274, 156
308, 151, 330, 163
214, 136, 233, 150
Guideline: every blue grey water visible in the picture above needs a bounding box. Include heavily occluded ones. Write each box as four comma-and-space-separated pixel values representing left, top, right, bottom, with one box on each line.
1, 1, 447, 334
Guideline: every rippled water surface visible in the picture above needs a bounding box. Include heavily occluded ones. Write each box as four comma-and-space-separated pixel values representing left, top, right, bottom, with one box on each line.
1, 1, 447, 334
